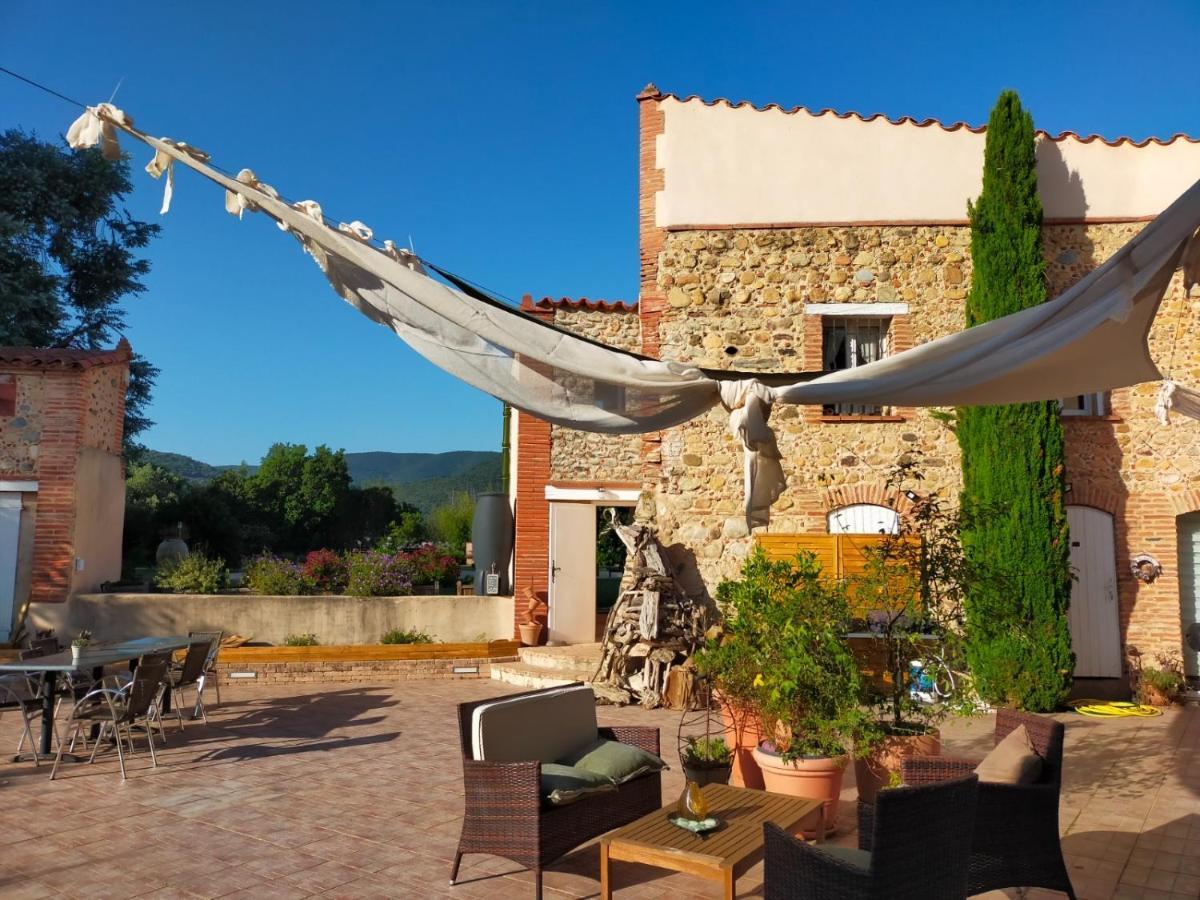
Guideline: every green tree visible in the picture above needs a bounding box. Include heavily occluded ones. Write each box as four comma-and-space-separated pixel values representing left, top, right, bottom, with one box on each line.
122, 462, 187, 569
957, 90, 1074, 710
0, 130, 159, 450
428, 491, 475, 559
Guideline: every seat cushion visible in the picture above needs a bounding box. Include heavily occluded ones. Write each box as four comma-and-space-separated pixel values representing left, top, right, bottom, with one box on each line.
471, 685, 598, 763
816, 845, 871, 871
975, 724, 1043, 784
540, 763, 617, 806
559, 737, 667, 784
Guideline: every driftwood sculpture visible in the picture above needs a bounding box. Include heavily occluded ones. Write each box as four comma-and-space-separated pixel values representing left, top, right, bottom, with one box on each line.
592, 514, 711, 708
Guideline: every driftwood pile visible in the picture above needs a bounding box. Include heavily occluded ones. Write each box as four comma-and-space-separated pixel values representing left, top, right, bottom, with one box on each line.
591, 516, 710, 709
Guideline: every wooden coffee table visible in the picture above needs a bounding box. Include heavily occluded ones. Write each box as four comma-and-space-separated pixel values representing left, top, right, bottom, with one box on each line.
599, 783, 824, 899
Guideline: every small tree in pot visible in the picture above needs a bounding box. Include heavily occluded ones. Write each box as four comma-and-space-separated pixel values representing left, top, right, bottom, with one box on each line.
845, 456, 985, 803
680, 736, 733, 787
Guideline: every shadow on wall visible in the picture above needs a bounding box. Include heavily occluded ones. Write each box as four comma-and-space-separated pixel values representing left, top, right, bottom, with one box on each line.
1038, 138, 1089, 222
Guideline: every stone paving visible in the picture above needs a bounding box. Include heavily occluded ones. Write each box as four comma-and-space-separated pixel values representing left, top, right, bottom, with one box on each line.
0, 679, 1197, 899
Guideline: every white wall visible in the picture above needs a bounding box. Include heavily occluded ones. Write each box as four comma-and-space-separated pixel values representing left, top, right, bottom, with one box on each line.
655, 97, 1200, 226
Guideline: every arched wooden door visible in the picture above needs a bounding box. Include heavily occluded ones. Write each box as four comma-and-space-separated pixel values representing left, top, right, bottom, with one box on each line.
1066, 506, 1122, 678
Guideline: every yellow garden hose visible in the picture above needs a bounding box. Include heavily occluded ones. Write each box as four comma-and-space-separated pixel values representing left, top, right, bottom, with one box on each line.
1068, 699, 1162, 718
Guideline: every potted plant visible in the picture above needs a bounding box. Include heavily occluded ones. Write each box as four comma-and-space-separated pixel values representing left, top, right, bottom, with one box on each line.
1134, 651, 1184, 706
681, 736, 733, 787
71, 630, 93, 661
842, 457, 984, 804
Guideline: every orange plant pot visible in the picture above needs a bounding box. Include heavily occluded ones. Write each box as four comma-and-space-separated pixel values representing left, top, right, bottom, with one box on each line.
853, 728, 940, 805
718, 700, 766, 790
752, 747, 847, 838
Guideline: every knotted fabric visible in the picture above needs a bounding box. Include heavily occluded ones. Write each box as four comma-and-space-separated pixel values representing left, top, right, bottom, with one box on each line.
719, 380, 786, 528
65, 103, 129, 160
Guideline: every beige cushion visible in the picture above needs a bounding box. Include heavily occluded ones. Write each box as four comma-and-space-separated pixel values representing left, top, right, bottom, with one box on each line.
975, 724, 1043, 784
471, 685, 598, 763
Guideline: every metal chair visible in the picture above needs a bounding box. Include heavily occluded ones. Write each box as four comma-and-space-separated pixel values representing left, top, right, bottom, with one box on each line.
0, 677, 42, 767
50, 651, 172, 781
188, 630, 223, 708
166, 641, 211, 729
764, 775, 979, 900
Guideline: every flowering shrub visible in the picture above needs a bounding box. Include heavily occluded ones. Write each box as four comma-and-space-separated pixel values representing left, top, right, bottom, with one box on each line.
244, 554, 313, 595
302, 549, 349, 593
345, 550, 414, 597
403, 542, 459, 587
154, 552, 228, 594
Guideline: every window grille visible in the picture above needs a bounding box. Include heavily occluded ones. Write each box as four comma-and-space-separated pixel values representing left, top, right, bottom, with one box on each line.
821, 317, 890, 416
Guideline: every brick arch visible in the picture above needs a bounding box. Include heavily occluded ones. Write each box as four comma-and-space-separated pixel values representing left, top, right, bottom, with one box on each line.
1170, 489, 1200, 516
1065, 482, 1122, 516
819, 483, 909, 517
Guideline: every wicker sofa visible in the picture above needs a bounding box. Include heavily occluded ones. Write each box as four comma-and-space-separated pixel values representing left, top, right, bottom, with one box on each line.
451, 684, 662, 899
861, 708, 1074, 899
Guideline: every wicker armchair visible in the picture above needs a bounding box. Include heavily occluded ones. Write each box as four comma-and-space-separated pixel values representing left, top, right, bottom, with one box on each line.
765, 775, 978, 899
889, 708, 1075, 899
451, 685, 662, 900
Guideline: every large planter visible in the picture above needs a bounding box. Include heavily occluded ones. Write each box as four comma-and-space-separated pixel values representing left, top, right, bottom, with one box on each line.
853, 726, 941, 805
718, 698, 766, 790
518, 621, 543, 647
753, 746, 847, 838
1140, 685, 1175, 707
471, 493, 514, 596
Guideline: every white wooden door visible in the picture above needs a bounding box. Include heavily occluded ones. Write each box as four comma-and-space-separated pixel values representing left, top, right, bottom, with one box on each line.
1066, 506, 1122, 677
548, 502, 597, 644
1176, 512, 1200, 677
0, 493, 20, 644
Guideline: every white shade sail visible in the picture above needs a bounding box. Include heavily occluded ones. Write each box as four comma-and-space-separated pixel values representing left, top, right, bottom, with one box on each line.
67, 104, 1200, 527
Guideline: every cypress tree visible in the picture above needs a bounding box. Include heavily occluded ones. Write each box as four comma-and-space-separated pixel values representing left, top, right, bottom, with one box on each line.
957, 91, 1074, 710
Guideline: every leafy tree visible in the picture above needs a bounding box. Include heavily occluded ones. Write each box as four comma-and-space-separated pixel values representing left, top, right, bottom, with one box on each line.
377, 505, 428, 553
122, 462, 187, 569
428, 491, 475, 559
957, 91, 1074, 710
0, 130, 159, 450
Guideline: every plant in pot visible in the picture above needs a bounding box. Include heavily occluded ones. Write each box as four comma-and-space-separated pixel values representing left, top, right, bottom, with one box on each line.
70, 630, 93, 661
680, 736, 733, 787
1133, 651, 1184, 706
842, 456, 985, 804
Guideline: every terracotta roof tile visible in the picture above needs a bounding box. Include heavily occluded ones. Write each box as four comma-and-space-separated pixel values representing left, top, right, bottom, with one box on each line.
0, 339, 133, 370
637, 85, 1199, 149
520, 294, 637, 313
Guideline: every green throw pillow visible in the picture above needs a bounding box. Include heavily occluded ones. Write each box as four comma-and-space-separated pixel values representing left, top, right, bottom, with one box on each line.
560, 738, 667, 784
540, 763, 618, 806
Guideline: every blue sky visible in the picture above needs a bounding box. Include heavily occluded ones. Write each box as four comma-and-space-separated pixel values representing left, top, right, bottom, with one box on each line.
3, 1, 1199, 463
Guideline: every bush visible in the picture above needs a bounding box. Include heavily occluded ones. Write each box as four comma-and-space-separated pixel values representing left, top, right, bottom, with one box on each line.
403, 542, 459, 587
381, 627, 434, 644
301, 549, 349, 593
345, 550, 413, 597
284, 633, 318, 646
154, 551, 227, 594
244, 553, 313, 595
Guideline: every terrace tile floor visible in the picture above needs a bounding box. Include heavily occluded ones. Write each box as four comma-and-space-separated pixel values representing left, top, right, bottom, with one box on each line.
0, 679, 1196, 899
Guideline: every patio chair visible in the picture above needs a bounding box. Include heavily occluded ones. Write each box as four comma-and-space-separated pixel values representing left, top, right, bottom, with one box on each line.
188, 630, 223, 708
0, 677, 43, 767
165, 641, 211, 729
50, 650, 172, 781
895, 709, 1075, 899
764, 775, 978, 900
452, 683, 662, 900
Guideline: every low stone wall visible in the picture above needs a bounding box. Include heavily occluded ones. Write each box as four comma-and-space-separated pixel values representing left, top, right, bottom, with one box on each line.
30, 592, 515, 646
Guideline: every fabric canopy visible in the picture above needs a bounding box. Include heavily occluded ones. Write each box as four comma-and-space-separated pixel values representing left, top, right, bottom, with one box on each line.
66, 104, 1200, 527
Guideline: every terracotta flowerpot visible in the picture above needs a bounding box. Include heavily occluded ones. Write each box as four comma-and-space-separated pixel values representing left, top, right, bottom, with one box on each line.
752, 746, 847, 837
518, 622, 543, 647
854, 726, 940, 805
1141, 685, 1174, 707
718, 699, 766, 789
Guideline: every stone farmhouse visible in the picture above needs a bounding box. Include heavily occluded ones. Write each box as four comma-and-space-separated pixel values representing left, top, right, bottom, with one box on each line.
0, 342, 131, 643
510, 85, 1200, 683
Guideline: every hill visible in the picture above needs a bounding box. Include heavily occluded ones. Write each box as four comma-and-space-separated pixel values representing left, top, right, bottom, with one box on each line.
146, 449, 504, 512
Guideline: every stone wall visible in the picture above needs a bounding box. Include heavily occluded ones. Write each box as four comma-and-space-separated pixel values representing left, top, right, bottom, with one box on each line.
0, 372, 44, 477
548, 305, 644, 482
80, 364, 127, 453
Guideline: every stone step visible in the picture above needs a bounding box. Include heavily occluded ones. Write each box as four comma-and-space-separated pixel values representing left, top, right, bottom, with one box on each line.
517, 643, 603, 673
489, 661, 597, 690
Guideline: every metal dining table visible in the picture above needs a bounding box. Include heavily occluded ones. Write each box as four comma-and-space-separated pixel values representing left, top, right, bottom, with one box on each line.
0, 635, 192, 761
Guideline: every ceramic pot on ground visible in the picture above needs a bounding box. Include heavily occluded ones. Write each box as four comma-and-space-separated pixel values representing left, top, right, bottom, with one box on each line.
1141, 685, 1174, 707
752, 745, 847, 838
681, 761, 733, 788
518, 621, 543, 647
717, 699, 766, 789
854, 726, 941, 805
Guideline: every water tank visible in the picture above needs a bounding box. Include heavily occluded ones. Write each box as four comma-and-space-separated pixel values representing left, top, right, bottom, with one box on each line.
472, 493, 513, 595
